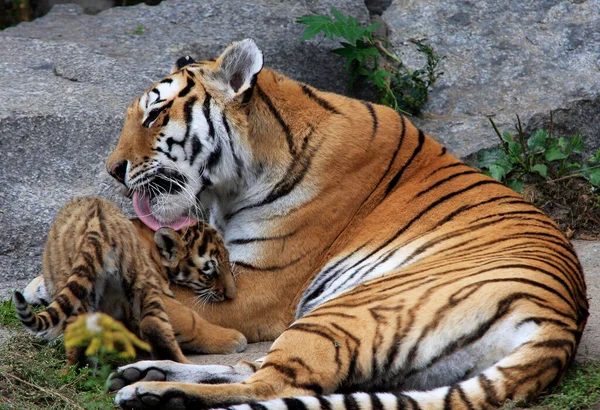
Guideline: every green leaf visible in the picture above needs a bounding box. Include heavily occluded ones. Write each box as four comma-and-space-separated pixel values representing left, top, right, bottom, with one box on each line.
365, 21, 381, 34
527, 130, 547, 153
545, 147, 569, 162
586, 168, 600, 187
300, 24, 326, 41
507, 141, 522, 158
489, 163, 509, 181
570, 133, 584, 153
506, 179, 524, 193
558, 137, 568, 149
331, 8, 348, 24
476, 147, 507, 170
531, 163, 548, 178
502, 131, 514, 142
589, 148, 600, 163
565, 162, 581, 170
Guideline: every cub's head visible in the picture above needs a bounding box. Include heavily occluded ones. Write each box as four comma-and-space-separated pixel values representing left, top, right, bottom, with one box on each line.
106, 39, 263, 230
153, 222, 236, 302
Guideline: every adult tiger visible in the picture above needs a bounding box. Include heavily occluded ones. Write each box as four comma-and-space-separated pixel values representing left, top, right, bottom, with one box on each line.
105, 39, 588, 410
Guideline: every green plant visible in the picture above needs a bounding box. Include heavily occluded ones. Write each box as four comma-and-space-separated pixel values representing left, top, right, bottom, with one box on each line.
476, 116, 600, 193
297, 8, 443, 115
537, 361, 600, 410
129, 24, 145, 35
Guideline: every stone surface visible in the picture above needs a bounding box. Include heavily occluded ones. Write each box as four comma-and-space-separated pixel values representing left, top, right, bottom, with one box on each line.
573, 240, 600, 363
0, 0, 369, 297
384, 0, 600, 158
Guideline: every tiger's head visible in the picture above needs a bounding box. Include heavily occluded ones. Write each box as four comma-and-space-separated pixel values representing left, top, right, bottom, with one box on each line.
153, 222, 236, 302
106, 39, 263, 230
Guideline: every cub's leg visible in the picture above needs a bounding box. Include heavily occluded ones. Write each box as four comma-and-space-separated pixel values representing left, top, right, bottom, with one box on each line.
161, 295, 247, 354
134, 279, 191, 365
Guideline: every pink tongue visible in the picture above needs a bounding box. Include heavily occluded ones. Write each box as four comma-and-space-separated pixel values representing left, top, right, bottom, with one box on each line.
132, 191, 196, 231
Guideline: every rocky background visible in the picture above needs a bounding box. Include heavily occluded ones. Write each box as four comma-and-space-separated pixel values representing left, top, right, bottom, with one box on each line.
0, 0, 599, 358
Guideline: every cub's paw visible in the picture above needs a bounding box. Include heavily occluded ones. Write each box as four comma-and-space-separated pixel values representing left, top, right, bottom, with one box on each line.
182, 328, 248, 355
210, 329, 248, 354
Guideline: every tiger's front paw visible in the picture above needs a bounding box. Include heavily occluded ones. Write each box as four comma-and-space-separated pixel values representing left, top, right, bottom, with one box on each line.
107, 361, 174, 392
115, 382, 189, 410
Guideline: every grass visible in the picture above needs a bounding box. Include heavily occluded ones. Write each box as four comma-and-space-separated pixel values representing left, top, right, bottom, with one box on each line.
0, 299, 22, 330
0, 299, 118, 409
534, 361, 600, 409
0, 333, 117, 409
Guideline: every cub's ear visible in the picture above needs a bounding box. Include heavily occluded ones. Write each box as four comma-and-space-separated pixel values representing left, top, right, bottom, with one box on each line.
154, 228, 186, 267
208, 38, 263, 100
171, 55, 197, 74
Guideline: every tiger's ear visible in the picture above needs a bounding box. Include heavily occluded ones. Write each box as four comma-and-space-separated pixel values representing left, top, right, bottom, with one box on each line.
209, 38, 263, 100
171, 55, 197, 74
154, 228, 187, 267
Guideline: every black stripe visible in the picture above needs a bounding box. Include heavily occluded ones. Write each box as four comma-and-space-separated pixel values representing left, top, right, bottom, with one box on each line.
370, 394, 384, 410
203, 94, 215, 140
206, 142, 222, 171
385, 129, 425, 196
160, 78, 173, 84
232, 254, 305, 272
228, 230, 297, 245
317, 396, 332, 410
478, 374, 501, 406
189, 135, 202, 164
414, 170, 479, 199
54, 294, 73, 317
182, 96, 198, 150
222, 112, 243, 178
421, 162, 467, 182
283, 398, 308, 410
257, 85, 296, 156
455, 384, 475, 410
45, 307, 60, 326
248, 403, 268, 410
343, 395, 360, 410
301, 84, 341, 115
67, 281, 89, 299
178, 76, 195, 97
362, 101, 378, 141
439, 146, 447, 156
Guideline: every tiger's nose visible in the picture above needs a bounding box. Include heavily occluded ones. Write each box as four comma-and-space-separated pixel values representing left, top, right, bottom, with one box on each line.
107, 160, 128, 185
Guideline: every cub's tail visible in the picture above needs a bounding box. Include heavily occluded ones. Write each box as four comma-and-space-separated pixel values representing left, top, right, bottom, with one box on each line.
13, 277, 90, 340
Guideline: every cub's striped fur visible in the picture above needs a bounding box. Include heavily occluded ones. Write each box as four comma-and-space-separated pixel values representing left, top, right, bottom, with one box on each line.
15, 197, 246, 367
105, 40, 587, 409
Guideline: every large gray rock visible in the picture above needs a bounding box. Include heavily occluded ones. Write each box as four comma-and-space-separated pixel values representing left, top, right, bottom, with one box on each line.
384, 0, 600, 158
0, 0, 369, 298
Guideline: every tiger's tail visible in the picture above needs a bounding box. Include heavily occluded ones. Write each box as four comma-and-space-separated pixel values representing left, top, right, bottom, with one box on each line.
227, 320, 583, 410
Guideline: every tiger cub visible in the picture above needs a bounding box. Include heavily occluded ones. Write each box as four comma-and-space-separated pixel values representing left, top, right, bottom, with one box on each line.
14, 197, 246, 367
130, 218, 236, 302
